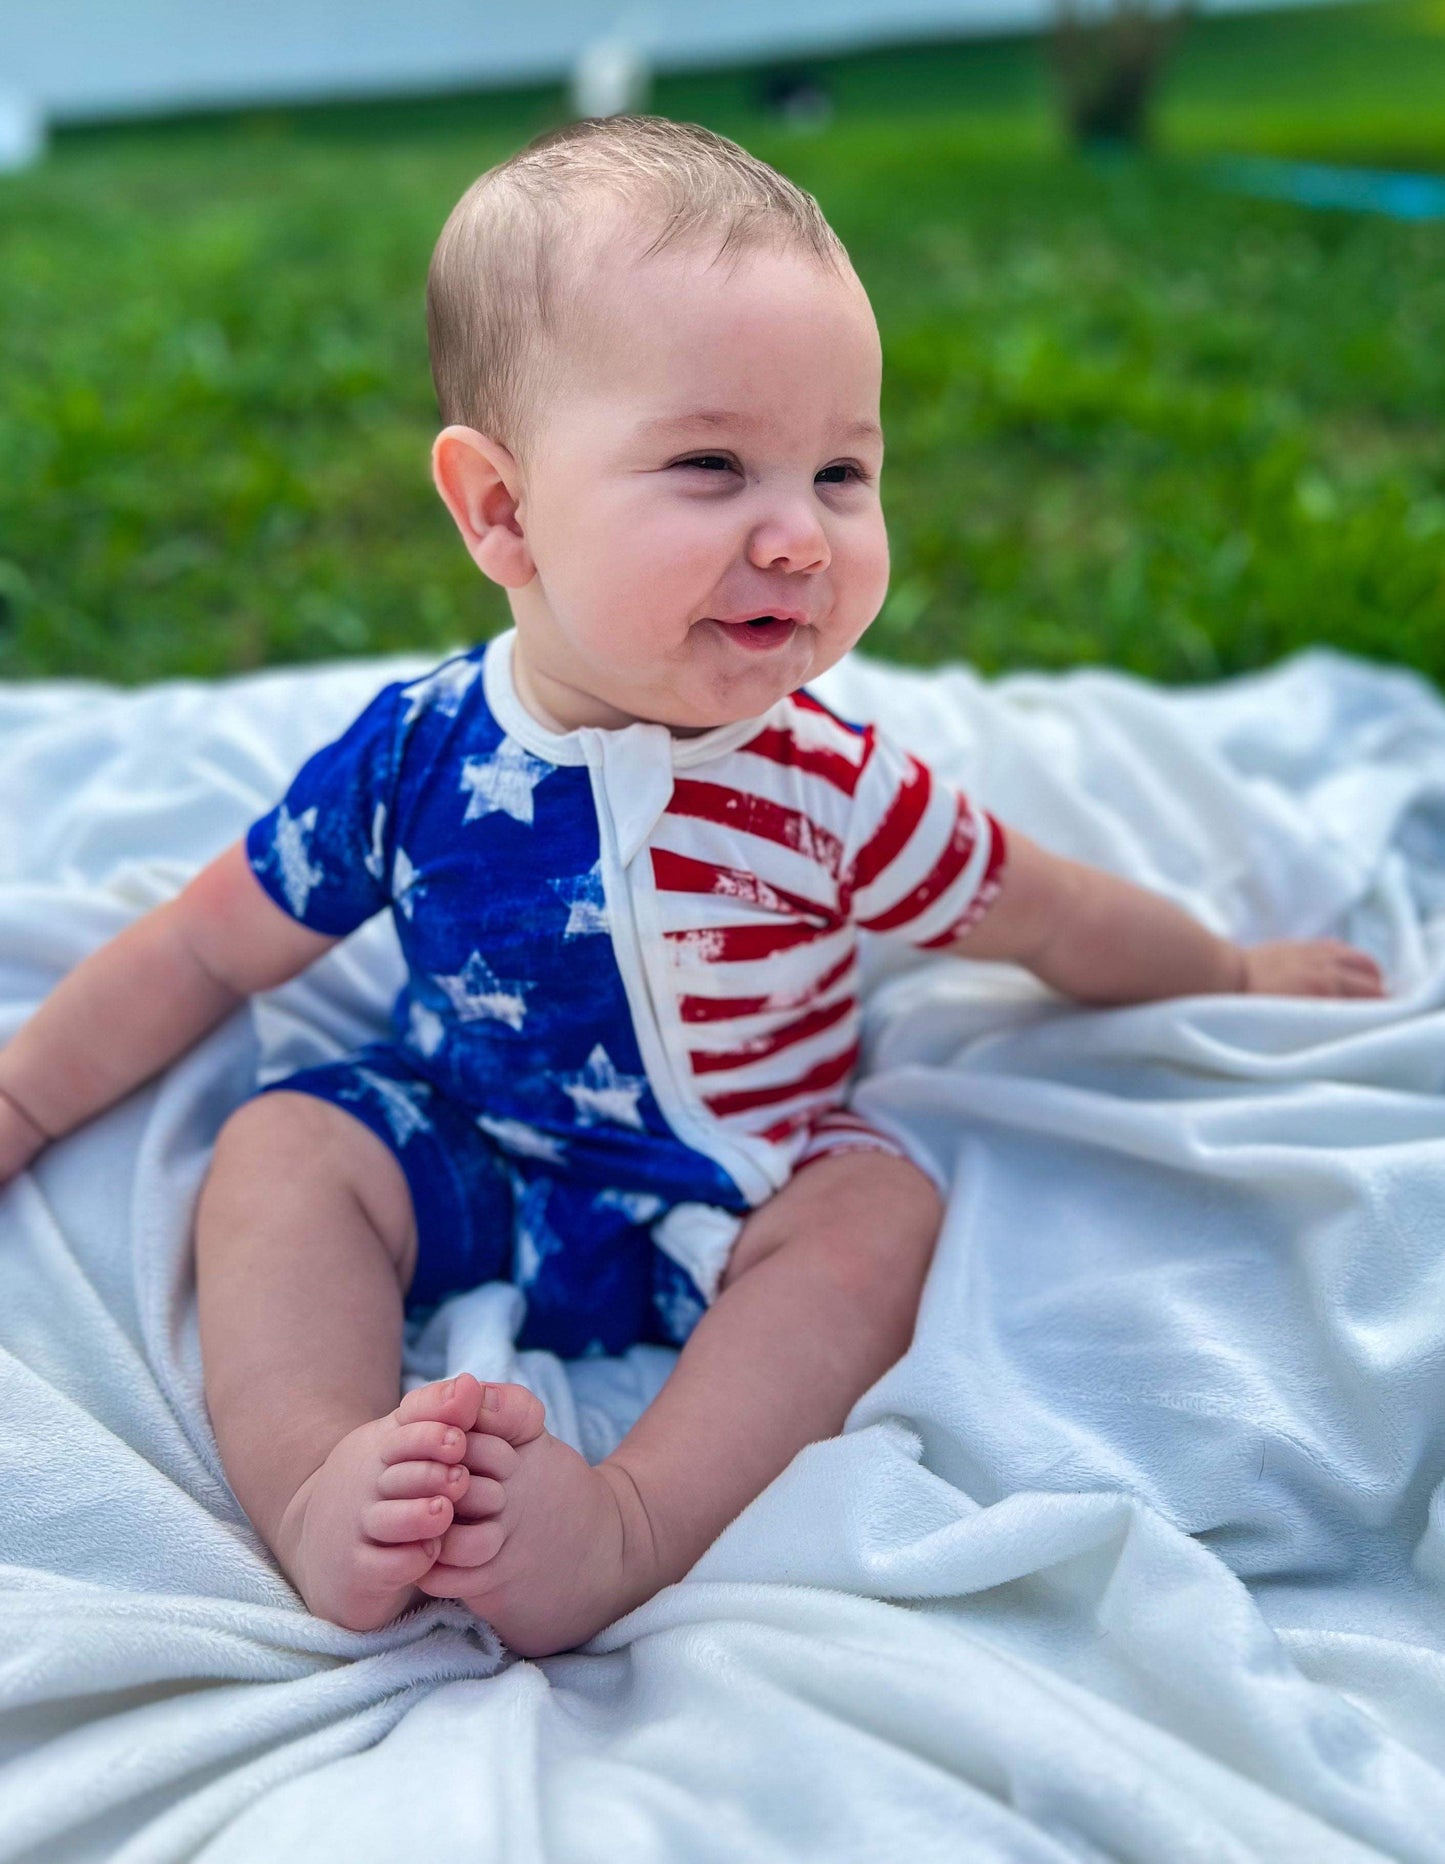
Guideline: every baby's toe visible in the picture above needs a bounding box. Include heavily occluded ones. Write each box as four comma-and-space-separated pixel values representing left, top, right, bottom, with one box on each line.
473, 1382, 547, 1449
363, 1494, 455, 1545
377, 1459, 470, 1503
438, 1517, 508, 1566
426, 1516, 508, 1582
450, 1474, 506, 1521
463, 1434, 519, 1483
358, 1536, 445, 1589
382, 1419, 470, 1468
395, 1373, 486, 1433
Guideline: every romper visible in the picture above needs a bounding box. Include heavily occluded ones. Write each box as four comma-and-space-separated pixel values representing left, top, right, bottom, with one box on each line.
244, 630, 1007, 1357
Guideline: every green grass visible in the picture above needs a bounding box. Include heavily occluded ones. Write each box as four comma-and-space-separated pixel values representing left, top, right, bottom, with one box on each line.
3, 1, 1445, 687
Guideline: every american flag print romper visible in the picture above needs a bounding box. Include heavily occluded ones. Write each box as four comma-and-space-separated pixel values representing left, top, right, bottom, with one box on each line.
244, 630, 1007, 1356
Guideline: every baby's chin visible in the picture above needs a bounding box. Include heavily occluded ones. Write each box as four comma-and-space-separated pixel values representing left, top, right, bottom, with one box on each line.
670, 618, 827, 720
591, 621, 848, 733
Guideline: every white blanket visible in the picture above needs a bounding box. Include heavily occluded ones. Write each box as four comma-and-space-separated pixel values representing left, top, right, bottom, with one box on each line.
4, 643, 1445, 1862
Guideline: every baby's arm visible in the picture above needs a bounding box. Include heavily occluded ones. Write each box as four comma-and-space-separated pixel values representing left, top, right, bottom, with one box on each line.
955, 828, 1384, 1002
0, 841, 338, 1179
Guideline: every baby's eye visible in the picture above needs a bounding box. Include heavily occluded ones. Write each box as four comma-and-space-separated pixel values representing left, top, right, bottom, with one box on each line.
674, 457, 872, 485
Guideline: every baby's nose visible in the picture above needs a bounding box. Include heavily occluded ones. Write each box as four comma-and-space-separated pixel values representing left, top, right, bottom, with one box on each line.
748, 509, 829, 575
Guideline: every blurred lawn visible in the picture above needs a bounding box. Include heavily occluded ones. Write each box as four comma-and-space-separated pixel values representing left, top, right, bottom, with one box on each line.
2, 0, 1445, 686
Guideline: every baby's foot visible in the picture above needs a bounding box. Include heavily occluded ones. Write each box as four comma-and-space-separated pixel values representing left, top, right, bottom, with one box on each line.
413, 1384, 661, 1657
272, 1373, 486, 1633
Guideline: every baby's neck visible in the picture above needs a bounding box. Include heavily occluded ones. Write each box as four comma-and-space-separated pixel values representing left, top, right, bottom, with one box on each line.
510, 638, 711, 739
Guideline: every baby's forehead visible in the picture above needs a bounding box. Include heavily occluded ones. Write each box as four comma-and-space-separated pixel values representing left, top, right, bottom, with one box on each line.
568, 241, 868, 366
561, 193, 855, 302
536, 200, 877, 420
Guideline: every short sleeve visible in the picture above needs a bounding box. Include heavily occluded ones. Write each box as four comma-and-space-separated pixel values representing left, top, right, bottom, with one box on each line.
841, 726, 1007, 948
245, 678, 409, 937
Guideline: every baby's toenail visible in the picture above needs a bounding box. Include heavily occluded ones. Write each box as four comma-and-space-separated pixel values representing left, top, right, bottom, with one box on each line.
444, 1429, 463, 1451
429, 1497, 444, 1514
480, 1384, 498, 1412
442, 1378, 455, 1401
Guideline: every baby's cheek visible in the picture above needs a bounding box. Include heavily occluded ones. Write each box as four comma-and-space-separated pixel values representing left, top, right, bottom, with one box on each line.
859, 521, 891, 611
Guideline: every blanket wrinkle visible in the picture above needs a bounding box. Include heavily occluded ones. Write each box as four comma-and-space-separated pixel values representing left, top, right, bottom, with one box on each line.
5, 645, 1445, 1860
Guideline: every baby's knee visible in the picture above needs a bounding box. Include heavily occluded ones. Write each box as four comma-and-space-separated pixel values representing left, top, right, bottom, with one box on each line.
196, 1088, 419, 1303
208, 1089, 342, 1181
201, 1090, 404, 1235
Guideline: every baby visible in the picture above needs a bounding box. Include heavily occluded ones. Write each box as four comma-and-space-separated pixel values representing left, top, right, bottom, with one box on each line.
0, 116, 1385, 1658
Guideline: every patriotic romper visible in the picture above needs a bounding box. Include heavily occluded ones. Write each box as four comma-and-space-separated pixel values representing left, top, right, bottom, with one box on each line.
244, 630, 1007, 1357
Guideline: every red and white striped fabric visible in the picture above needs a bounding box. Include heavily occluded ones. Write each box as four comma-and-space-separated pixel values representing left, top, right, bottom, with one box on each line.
647, 688, 1007, 1171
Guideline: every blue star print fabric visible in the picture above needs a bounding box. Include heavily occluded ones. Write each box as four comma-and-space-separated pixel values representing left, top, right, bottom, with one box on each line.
244, 644, 746, 1357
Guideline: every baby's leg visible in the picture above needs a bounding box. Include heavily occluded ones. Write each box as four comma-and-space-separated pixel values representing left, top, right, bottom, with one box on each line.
418, 1152, 942, 1654
194, 1090, 535, 1632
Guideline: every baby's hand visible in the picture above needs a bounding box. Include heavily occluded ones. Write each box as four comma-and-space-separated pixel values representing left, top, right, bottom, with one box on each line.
1239, 938, 1385, 999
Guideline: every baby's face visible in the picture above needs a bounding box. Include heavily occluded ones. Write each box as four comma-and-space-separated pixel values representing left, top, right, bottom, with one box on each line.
499, 228, 889, 732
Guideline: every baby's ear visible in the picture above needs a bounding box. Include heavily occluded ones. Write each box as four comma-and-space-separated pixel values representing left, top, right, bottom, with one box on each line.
431, 426, 535, 589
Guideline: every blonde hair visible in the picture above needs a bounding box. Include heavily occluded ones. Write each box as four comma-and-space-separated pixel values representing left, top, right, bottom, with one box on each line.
426, 114, 852, 466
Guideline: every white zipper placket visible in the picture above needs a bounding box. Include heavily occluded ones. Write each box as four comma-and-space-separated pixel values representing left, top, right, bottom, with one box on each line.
582, 733, 779, 1208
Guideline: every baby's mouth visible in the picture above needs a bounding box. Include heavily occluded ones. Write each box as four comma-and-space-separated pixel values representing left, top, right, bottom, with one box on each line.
709, 616, 799, 652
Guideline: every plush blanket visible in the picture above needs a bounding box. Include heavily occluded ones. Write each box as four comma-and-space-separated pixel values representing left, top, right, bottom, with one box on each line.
3, 642, 1445, 1862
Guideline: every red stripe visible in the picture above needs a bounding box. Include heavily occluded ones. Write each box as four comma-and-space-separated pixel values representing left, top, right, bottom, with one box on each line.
703, 1042, 861, 1118
651, 848, 841, 929
667, 779, 843, 877
791, 689, 865, 735
739, 722, 867, 798
666, 919, 843, 962
848, 753, 932, 895
688, 996, 854, 1076
758, 1112, 810, 1143
861, 794, 979, 934
678, 950, 856, 1024
919, 815, 1009, 948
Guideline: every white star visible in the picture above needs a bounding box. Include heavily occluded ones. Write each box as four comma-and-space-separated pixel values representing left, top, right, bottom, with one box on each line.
391, 845, 424, 919
475, 1114, 568, 1166
433, 950, 531, 1031
405, 999, 446, 1057
459, 738, 553, 826
339, 1068, 432, 1147
550, 861, 609, 938
560, 1043, 647, 1131
273, 803, 325, 918
362, 802, 387, 883
512, 1178, 563, 1290
594, 1188, 665, 1225
400, 656, 483, 725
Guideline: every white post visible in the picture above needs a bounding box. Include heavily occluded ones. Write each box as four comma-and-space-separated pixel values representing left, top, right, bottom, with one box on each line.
570, 9, 654, 119
0, 93, 46, 172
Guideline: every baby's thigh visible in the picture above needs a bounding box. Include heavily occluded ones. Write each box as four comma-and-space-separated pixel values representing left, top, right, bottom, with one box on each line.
719, 1151, 943, 1293
198, 1086, 419, 1295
